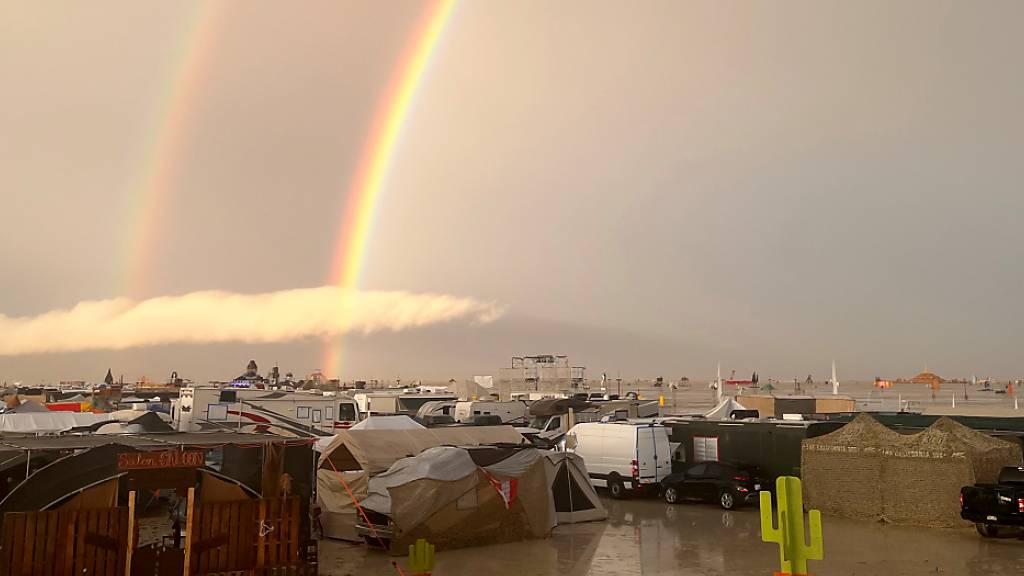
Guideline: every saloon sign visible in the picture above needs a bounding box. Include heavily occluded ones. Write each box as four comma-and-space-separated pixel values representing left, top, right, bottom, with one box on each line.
117, 450, 205, 470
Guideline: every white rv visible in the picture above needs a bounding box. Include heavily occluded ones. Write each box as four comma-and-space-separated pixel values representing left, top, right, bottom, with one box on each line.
452, 401, 529, 424
172, 387, 360, 437
352, 391, 458, 416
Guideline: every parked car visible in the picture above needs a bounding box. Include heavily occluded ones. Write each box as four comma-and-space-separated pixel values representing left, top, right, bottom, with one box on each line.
960, 466, 1024, 537
660, 461, 763, 510
565, 422, 672, 498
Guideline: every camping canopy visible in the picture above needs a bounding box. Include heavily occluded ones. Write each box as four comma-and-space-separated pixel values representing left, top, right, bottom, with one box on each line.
802, 414, 1023, 527
362, 445, 556, 554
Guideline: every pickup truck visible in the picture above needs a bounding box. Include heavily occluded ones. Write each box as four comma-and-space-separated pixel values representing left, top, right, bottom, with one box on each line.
960, 466, 1024, 537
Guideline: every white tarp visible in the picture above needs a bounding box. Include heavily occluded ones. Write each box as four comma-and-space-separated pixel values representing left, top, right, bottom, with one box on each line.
350, 415, 425, 431
0, 412, 111, 434
703, 397, 748, 420
474, 375, 494, 389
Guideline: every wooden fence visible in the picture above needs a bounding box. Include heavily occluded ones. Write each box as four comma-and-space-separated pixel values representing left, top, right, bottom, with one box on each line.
187, 496, 302, 575
0, 507, 130, 576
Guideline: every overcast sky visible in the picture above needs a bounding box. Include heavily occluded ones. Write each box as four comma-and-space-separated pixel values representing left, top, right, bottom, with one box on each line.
2, 0, 1023, 384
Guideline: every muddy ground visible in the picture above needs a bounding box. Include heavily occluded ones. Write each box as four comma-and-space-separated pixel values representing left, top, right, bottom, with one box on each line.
319, 494, 1024, 575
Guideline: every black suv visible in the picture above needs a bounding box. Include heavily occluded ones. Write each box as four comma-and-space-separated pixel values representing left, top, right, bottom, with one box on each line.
661, 461, 764, 510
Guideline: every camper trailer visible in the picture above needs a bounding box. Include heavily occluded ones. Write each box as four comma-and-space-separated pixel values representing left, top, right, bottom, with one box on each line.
352, 391, 458, 416
173, 387, 359, 437
453, 400, 529, 424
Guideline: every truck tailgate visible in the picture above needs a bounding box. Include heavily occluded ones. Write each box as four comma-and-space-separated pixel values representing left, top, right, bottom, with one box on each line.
962, 486, 1023, 524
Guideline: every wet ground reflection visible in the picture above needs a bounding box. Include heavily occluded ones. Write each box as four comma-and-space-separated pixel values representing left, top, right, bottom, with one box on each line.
320, 495, 1024, 575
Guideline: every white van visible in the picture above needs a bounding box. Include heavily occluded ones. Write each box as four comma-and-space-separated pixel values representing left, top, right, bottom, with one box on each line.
565, 422, 672, 498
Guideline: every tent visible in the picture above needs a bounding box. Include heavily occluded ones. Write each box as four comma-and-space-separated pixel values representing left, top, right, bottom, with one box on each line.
543, 452, 606, 524
703, 397, 748, 420
316, 426, 524, 540
361, 445, 555, 554
802, 414, 1023, 527
93, 411, 175, 434
350, 415, 425, 431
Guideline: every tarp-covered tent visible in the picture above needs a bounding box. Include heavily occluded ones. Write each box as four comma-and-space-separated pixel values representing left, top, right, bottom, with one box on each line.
361, 446, 555, 554
318, 426, 524, 475
350, 415, 425, 431
316, 426, 524, 540
543, 452, 606, 524
802, 414, 1023, 527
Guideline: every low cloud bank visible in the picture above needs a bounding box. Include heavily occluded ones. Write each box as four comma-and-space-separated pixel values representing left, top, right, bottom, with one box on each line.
0, 286, 505, 355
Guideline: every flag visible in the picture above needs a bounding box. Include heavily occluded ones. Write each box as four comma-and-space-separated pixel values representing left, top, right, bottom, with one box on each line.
485, 474, 518, 509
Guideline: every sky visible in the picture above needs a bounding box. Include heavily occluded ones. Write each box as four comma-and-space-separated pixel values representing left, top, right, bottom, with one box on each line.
2, 0, 1023, 384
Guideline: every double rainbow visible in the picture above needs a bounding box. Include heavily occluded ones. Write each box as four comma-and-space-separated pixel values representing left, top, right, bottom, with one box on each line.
119, 1, 456, 378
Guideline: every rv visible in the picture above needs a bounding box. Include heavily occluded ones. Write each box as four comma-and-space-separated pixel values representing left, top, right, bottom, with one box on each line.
173, 387, 360, 437
453, 401, 529, 424
352, 391, 458, 416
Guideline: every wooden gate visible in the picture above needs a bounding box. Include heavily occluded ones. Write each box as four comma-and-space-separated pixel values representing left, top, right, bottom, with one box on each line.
0, 507, 130, 576
186, 496, 302, 575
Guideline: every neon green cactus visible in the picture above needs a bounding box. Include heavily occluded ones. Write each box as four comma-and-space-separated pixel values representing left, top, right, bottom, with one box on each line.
408, 538, 436, 575
760, 476, 823, 575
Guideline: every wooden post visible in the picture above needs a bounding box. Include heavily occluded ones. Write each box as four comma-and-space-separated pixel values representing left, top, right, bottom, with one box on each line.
125, 491, 136, 576
182, 487, 196, 576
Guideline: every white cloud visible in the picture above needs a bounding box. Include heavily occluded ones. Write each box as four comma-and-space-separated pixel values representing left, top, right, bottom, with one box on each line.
0, 286, 505, 355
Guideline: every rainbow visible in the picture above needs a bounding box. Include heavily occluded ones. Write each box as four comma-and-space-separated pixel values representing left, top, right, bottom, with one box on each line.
323, 0, 457, 377
119, 3, 226, 298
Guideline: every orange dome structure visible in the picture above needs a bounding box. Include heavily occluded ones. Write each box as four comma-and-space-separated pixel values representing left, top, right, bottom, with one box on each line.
910, 371, 944, 386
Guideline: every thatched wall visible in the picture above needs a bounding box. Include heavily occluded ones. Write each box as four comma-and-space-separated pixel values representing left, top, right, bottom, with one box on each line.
802, 414, 1021, 527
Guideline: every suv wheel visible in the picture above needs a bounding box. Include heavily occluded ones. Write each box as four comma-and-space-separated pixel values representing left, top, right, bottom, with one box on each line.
664, 486, 679, 504
719, 490, 736, 510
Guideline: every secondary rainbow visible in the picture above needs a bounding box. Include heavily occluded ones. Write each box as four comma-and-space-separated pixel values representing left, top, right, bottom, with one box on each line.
119, 4, 225, 298
324, 0, 457, 377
